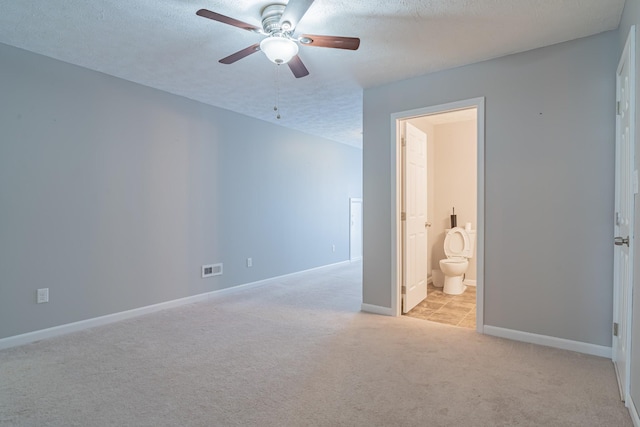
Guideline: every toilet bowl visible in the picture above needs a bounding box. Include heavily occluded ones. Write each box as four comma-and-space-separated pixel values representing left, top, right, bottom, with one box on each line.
439, 227, 475, 295
440, 258, 469, 295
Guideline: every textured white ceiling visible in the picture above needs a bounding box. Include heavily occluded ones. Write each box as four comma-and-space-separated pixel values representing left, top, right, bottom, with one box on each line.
0, 0, 625, 148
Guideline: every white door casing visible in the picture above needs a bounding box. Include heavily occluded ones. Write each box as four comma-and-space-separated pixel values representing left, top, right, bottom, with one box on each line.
350, 198, 363, 261
402, 122, 428, 313
390, 97, 485, 329
613, 25, 635, 403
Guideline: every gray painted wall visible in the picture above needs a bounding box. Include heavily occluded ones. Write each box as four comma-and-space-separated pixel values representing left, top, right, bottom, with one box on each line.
619, 0, 640, 414
0, 43, 362, 340
363, 31, 617, 347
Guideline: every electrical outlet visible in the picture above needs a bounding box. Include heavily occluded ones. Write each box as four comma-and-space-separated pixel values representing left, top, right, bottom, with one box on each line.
247, 258, 252, 267
332, 244, 336, 252
37, 288, 49, 304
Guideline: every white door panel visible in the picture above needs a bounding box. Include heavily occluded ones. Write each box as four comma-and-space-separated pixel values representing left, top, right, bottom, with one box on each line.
613, 25, 635, 402
402, 122, 428, 313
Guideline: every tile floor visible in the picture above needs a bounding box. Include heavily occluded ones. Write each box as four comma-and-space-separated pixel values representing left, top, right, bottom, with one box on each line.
405, 282, 476, 329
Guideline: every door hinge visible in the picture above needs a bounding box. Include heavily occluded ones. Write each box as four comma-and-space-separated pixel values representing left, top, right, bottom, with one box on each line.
617, 101, 621, 115
401, 136, 406, 147
401, 212, 406, 221
401, 285, 407, 293
614, 322, 619, 337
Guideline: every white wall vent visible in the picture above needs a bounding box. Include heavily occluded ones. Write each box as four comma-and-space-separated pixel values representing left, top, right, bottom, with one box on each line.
202, 263, 223, 278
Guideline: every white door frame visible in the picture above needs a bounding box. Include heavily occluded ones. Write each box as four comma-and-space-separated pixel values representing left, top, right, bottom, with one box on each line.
350, 198, 363, 261
390, 97, 485, 333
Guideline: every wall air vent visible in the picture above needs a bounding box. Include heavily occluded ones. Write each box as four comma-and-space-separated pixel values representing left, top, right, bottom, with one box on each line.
202, 263, 223, 278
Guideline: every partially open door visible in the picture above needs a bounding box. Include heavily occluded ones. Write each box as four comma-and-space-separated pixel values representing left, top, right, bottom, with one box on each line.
613, 25, 636, 402
402, 122, 428, 313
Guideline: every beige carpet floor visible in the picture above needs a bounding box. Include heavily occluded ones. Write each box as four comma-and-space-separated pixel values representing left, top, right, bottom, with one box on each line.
0, 261, 632, 426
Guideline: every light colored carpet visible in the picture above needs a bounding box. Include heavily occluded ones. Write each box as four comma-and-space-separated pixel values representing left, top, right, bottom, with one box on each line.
0, 262, 632, 426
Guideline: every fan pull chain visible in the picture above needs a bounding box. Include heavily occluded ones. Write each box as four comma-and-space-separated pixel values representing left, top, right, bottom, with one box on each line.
274, 64, 281, 120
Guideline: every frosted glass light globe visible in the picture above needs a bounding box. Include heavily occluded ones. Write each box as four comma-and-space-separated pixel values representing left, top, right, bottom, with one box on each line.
260, 37, 299, 64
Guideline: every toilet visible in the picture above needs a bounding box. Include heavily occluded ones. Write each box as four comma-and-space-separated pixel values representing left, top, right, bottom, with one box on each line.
439, 227, 475, 295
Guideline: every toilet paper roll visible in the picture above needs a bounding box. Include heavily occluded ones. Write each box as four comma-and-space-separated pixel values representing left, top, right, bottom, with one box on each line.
465, 222, 471, 231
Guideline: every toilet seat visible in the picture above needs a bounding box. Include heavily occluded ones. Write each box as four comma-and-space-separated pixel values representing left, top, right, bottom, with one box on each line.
444, 227, 471, 258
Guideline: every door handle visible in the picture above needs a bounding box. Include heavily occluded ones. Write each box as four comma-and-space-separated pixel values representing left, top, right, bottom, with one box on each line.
614, 236, 630, 247
425, 222, 432, 228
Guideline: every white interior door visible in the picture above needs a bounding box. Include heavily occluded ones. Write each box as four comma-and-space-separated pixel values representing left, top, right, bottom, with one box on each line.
350, 198, 363, 261
613, 25, 635, 403
402, 122, 428, 313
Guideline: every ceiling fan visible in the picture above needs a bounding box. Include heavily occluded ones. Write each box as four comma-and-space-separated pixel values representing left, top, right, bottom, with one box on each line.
196, 0, 360, 78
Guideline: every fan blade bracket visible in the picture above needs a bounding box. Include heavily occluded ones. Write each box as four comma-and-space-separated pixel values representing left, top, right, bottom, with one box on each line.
299, 34, 360, 50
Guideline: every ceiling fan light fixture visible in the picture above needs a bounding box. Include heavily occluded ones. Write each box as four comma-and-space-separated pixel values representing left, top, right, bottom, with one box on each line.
260, 36, 299, 64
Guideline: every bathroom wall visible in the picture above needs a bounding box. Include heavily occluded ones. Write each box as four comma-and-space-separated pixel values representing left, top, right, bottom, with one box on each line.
427, 123, 436, 277
434, 120, 477, 281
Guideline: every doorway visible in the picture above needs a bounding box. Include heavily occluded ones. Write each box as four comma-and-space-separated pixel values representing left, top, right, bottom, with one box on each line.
390, 98, 485, 333
403, 110, 478, 327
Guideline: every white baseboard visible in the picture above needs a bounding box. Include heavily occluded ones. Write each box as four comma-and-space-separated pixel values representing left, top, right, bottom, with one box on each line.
221, 260, 351, 294
0, 261, 351, 351
0, 292, 212, 350
464, 279, 476, 286
630, 394, 640, 427
361, 303, 395, 316
483, 325, 612, 358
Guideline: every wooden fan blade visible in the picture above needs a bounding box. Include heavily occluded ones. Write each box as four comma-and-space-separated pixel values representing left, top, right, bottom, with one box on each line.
288, 55, 309, 78
196, 9, 260, 33
299, 34, 360, 50
279, 0, 314, 31
219, 43, 261, 64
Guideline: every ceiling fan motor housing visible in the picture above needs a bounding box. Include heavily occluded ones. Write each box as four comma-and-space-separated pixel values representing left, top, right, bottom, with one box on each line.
261, 4, 288, 35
